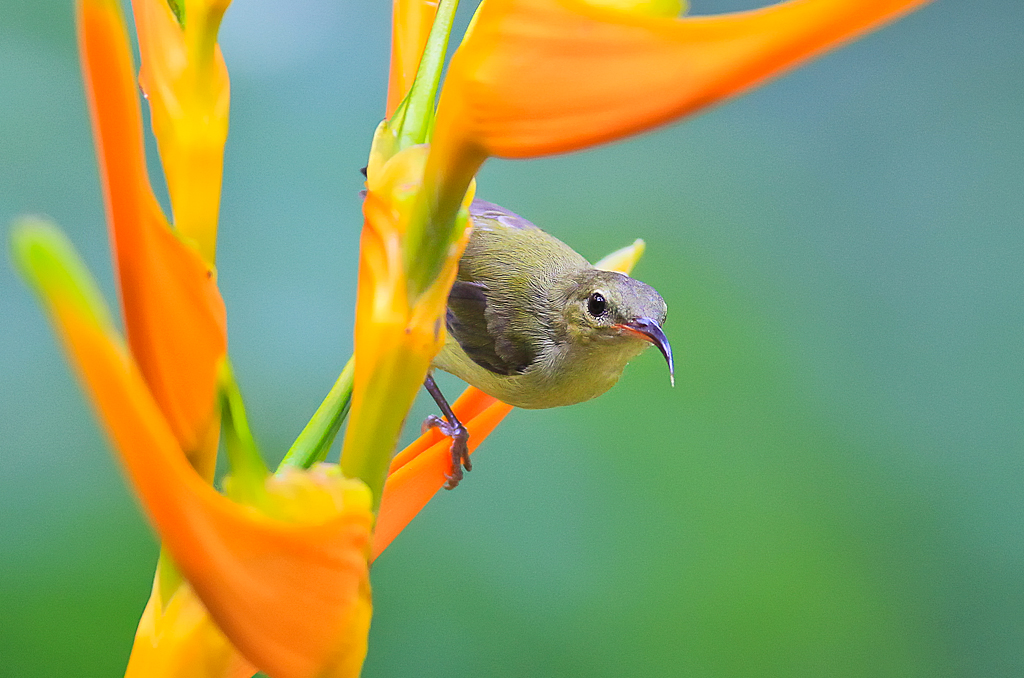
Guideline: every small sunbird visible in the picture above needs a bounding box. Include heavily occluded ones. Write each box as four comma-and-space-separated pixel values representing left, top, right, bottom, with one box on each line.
425, 199, 673, 487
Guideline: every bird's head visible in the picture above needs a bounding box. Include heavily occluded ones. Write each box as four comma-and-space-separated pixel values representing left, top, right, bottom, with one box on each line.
562, 269, 674, 384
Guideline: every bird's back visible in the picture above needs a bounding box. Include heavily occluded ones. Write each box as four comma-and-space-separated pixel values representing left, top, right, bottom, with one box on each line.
458, 199, 589, 294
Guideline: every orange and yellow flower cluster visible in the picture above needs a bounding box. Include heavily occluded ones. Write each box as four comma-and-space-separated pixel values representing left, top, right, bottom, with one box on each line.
12, 0, 929, 675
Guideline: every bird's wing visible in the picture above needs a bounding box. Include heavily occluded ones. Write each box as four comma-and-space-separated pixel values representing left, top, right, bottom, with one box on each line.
444, 198, 588, 376
446, 280, 535, 376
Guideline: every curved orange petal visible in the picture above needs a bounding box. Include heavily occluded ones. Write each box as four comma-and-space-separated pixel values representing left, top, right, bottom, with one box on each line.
78, 0, 227, 478
64, 297, 370, 678
17, 224, 371, 678
387, 0, 441, 118
435, 0, 931, 158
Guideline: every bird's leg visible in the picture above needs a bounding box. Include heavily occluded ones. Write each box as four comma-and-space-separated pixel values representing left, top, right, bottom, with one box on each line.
422, 373, 472, 489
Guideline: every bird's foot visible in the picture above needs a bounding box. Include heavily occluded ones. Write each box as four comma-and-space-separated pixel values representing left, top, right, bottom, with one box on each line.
422, 414, 471, 489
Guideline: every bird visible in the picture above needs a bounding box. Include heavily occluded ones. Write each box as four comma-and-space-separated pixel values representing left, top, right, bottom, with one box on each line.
423, 199, 673, 488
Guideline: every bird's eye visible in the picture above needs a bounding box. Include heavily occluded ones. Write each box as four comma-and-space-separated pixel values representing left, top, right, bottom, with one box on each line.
587, 292, 607, 317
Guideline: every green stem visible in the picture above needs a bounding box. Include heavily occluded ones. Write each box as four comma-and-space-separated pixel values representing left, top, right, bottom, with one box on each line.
278, 357, 355, 472
404, 137, 485, 297
166, 0, 185, 27
339, 353, 424, 511
156, 547, 183, 610
218, 360, 269, 505
394, 0, 461, 149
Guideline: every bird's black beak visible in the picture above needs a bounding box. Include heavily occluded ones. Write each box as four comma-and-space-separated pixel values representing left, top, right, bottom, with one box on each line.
616, 317, 675, 387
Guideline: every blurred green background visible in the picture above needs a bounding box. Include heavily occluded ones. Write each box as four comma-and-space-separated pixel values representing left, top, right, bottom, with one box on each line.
2, 0, 1022, 676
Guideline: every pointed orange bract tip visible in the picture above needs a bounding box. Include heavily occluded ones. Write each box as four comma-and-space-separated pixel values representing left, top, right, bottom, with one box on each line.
78, 0, 227, 478
387, 0, 441, 118
435, 0, 931, 158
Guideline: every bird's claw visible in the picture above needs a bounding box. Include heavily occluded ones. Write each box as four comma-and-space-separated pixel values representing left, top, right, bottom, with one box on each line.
422, 414, 471, 489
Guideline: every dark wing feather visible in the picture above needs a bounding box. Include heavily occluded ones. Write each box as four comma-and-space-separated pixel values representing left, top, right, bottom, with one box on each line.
447, 280, 533, 375
445, 199, 586, 376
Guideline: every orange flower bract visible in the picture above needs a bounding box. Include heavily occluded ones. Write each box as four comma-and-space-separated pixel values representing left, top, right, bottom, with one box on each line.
126, 573, 254, 678
15, 0, 933, 675
342, 145, 475, 506
433, 0, 932, 158
79, 0, 226, 479
73, 1, 376, 675
14, 220, 375, 678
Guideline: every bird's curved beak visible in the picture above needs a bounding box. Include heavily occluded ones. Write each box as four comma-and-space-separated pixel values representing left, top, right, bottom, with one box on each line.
616, 317, 675, 387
